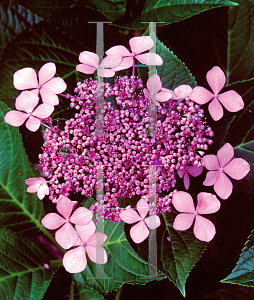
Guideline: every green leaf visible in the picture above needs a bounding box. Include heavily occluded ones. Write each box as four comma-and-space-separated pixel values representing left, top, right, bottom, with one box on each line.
157, 38, 197, 89
73, 220, 162, 295
114, 0, 237, 30
162, 212, 208, 297
0, 101, 55, 240
0, 0, 41, 54
71, 283, 105, 300
0, 228, 56, 300
221, 229, 254, 286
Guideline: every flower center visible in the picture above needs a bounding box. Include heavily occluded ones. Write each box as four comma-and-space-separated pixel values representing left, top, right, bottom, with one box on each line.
220, 167, 224, 173
81, 242, 87, 247
37, 84, 42, 90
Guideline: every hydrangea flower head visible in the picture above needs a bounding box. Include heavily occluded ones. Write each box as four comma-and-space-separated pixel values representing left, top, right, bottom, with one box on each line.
76, 51, 122, 77
172, 191, 221, 242
143, 74, 173, 107
203, 143, 250, 199
63, 221, 107, 273
25, 177, 49, 200
41, 195, 93, 249
189, 66, 244, 121
119, 198, 161, 243
4, 91, 54, 132
13, 62, 67, 106
106, 36, 163, 71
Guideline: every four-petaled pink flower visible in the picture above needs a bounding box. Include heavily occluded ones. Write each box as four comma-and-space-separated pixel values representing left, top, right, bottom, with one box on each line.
106, 36, 163, 72
13, 62, 67, 106
143, 74, 173, 107
203, 143, 250, 199
172, 191, 221, 242
63, 221, 107, 273
169, 84, 193, 100
189, 66, 244, 121
4, 91, 54, 132
177, 165, 203, 190
119, 198, 161, 243
25, 177, 49, 200
41, 196, 93, 249
76, 51, 122, 78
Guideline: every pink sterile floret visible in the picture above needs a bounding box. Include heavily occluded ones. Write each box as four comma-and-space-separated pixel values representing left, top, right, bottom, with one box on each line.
119, 198, 161, 244
25, 177, 49, 200
106, 36, 163, 71
76, 51, 122, 78
4, 91, 54, 132
41, 195, 93, 249
13, 62, 67, 106
63, 221, 107, 273
143, 74, 173, 107
168, 84, 193, 100
172, 191, 221, 242
189, 66, 244, 121
203, 143, 250, 200
177, 164, 203, 190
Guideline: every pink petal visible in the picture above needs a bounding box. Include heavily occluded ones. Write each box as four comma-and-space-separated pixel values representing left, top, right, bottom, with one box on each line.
203, 155, 220, 170
70, 207, 93, 225
196, 192, 221, 214
75, 221, 96, 243
217, 143, 234, 168
42, 77, 67, 94
129, 36, 154, 54
105, 45, 131, 57
172, 191, 195, 213
218, 90, 244, 112
189, 86, 214, 105
25, 177, 46, 185
33, 103, 54, 119
183, 171, 190, 190
39, 88, 59, 105
203, 170, 220, 186
97, 68, 115, 78
4, 110, 28, 127
130, 220, 149, 243
63, 246, 87, 273
86, 232, 107, 247
144, 215, 161, 229
111, 56, 133, 71
173, 213, 195, 231
157, 91, 172, 102
100, 55, 122, 68
15, 91, 39, 113
13, 67, 38, 90
26, 116, 41, 132
214, 172, 233, 200
144, 88, 149, 98
173, 85, 193, 99
78, 51, 99, 67
136, 53, 163, 65
27, 183, 39, 193
119, 208, 142, 224
41, 213, 65, 230
76, 64, 97, 74
187, 165, 203, 177
177, 168, 185, 179
85, 245, 107, 264
194, 215, 216, 242
56, 196, 74, 219
224, 158, 250, 180
38, 62, 56, 85
147, 74, 162, 94
206, 66, 226, 95
136, 198, 149, 219
37, 184, 49, 200
55, 222, 79, 249
208, 98, 224, 121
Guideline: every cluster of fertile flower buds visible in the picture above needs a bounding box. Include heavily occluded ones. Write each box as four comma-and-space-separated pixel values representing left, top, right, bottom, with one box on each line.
3, 35, 251, 274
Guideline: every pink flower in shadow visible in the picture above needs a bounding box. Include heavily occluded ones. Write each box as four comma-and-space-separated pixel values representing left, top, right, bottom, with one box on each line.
189, 66, 244, 121
172, 191, 221, 242
177, 165, 203, 190
25, 177, 49, 200
63, 221, 107, 273
119, 198, 161, 244
41, 196, 93, 249
203, 143, 250, 199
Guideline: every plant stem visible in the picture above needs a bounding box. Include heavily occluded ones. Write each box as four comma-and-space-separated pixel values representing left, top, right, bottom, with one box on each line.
115, 284, 124, 300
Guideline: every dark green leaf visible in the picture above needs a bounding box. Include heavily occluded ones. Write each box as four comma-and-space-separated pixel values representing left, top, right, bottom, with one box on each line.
0, 228, 56, 300
71, 283, 105, 300
221, 229, 254, 286
162, 211, 207, 297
